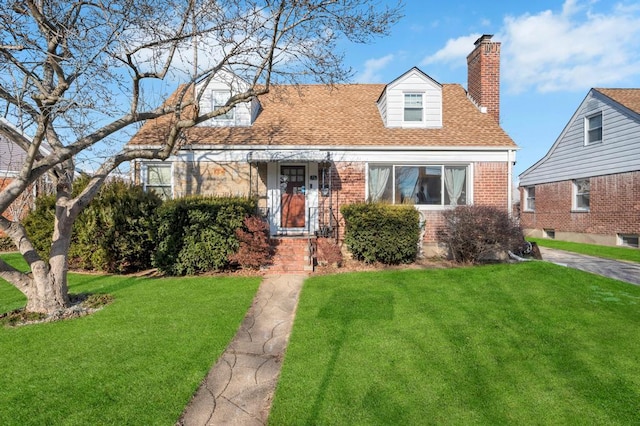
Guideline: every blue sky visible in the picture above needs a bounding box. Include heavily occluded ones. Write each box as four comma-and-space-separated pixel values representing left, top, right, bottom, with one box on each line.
338, 0, 640, 180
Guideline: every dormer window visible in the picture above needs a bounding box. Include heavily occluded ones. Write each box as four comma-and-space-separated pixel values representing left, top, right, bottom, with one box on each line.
213, 91, 234, 120
585, 112, 602, 145
404, 93, 423, 122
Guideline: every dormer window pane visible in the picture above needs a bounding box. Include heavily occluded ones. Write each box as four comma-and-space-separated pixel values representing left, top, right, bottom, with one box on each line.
213, 91, 234, 120
404, 93, 423, 122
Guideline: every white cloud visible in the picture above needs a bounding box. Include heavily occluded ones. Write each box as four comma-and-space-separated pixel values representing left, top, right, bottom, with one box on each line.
355, 54, 395, 83
420, 33, 481, 67
500, 0, 640, 93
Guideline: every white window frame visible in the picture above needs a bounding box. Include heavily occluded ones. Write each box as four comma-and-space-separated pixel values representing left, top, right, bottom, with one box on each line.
585, 112, 602, 145
573, 178, 590, 211
617, 234, 639, 248
524, 186, 535, 212
143, 162, 173, 199
212, 91, 235, 121
366, 163, 471, 209
403, 93, 423, 123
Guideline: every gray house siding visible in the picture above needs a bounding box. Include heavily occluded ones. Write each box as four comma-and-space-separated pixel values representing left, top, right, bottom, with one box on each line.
520, 89, 640, 186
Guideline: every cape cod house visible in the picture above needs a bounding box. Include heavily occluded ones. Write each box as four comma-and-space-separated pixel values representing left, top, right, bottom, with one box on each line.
129, 35, 518, 255
519, 89, 640, 248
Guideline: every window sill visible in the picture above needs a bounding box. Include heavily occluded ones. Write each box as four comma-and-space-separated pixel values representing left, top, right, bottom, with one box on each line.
571, 209, 590, 213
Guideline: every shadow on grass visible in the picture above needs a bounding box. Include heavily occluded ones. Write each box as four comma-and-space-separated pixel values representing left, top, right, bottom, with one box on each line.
307, 289, 394, 424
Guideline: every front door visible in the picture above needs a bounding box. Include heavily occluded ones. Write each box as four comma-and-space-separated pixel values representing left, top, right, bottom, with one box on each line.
281, 165, 306, 228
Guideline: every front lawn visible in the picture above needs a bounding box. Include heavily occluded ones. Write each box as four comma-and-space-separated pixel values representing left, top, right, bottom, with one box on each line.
0, 254, 260, 425
270, 262, 640, 424
530, 237, 640, 263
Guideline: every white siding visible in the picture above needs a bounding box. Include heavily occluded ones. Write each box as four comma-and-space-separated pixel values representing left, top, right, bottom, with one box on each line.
520, 89, 640, 186
196, 70, 258, 127
377, 68, 442, 128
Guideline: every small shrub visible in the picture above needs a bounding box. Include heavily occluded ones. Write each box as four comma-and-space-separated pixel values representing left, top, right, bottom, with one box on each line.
341, 202, 420, 264
316, 238, 343, 267
228, 216, 272, 270
437, 205, 525, 264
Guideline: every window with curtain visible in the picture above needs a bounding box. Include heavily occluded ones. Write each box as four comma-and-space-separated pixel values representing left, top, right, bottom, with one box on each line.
368, 164, 468, 206
524, 186, 535, 211
573, 178, 590, 211
145, 164, 172, 199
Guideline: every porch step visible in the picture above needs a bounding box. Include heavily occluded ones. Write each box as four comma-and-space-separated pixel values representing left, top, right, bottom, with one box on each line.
267, 237, 315, 274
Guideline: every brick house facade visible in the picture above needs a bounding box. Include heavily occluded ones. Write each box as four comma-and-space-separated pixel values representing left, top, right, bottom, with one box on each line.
519, 89, 640, 248
129, 35, 518, 254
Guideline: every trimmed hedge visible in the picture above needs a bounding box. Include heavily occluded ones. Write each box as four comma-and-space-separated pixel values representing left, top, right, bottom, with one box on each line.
153, 196, 257, 275
23, 179, 162, 273
341, 202, 421, 264
70, 181, 162, 273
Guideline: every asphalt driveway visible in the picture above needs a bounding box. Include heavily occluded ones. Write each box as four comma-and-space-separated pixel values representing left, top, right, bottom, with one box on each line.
539, 246, 640, 286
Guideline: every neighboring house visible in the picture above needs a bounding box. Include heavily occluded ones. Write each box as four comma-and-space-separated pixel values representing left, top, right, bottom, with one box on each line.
129, 35, 518, 254
0, 118, 54, 231
0, 118, 35, 226
519, 88, 640, 248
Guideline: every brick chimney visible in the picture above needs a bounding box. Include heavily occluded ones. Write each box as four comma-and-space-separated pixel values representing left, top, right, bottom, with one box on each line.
467, 34, 501, 123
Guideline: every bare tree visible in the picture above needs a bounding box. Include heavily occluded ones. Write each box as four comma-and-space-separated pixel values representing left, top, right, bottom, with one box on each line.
0, 0, 402, 314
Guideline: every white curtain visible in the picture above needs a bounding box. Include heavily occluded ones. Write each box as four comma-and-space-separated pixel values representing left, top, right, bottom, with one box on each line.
444, 167, 466, 206
368, 166, 390, 201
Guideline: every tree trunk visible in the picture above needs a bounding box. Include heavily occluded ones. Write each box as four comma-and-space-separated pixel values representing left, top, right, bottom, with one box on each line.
23, 204, 74, 314
24, 265, 70, 314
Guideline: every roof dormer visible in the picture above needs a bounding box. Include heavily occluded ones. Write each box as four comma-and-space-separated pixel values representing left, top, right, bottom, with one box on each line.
197, 69, 261, 127
377, 67, 442, 129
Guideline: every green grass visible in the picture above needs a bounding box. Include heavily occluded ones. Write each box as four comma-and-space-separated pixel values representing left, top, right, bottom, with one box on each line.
270, 263, 640, 425
530, 237, 640, 263
0, 253, 260, 425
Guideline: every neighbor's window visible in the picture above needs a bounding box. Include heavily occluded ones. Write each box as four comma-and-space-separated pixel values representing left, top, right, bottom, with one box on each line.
145, 164, 172, 199
543, 229, 555, 239
573, 178, 590, 211
585, 112, 602, 145
524, 186, 535, 211
618, 234, 639, 248
368, 164, 468, 206
404, 93, 423, 122
213, 91, 234, 120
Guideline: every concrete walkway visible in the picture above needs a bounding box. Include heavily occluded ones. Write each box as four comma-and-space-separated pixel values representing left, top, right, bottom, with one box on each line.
539, 246, 640, 286
177, 274, 306, 426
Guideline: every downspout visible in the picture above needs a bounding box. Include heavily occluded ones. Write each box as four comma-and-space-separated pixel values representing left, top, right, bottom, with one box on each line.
507, 149, 514, 216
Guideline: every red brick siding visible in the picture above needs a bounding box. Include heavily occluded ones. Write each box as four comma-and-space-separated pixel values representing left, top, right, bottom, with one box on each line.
520, 171, 640, 236
474, 162, 509, 208
467, 38, 501, 123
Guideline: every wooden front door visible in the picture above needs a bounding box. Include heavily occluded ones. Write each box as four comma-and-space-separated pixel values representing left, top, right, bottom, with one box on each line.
281, 166, 306, 228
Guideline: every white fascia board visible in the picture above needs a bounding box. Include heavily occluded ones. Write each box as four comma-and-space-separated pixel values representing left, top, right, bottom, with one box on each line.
171, 147, 514, 164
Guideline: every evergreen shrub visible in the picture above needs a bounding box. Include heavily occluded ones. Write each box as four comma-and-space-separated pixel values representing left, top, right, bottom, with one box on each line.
341, 202, 420, 264
23, 179, 161, 273
153, 196, 256, 275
